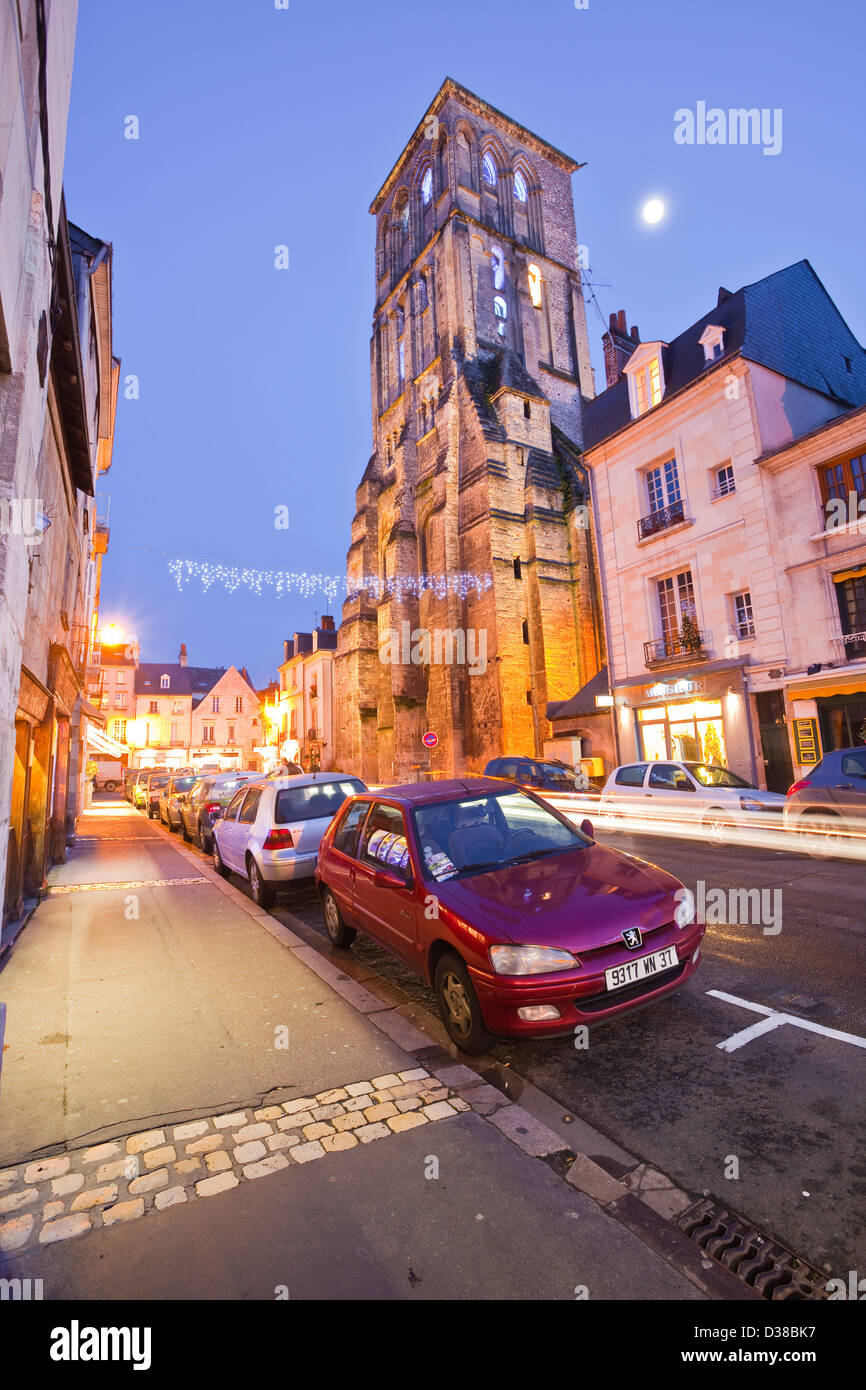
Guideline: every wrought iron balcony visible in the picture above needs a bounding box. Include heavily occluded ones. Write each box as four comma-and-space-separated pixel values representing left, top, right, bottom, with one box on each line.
644, 630, 710, 668
637, 499, 685, 541
836, 631, 866, 660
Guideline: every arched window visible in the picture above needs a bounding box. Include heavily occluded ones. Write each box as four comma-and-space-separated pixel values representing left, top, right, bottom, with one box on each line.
482, 152, 497, 186
421, 167, 433, 205
514, 170, 528, 203
491, 244, 505, 291
528, 264, 543, 308
494, 295, 508, 337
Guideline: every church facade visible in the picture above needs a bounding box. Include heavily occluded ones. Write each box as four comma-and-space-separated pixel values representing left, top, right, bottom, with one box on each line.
334, 80, 605, 784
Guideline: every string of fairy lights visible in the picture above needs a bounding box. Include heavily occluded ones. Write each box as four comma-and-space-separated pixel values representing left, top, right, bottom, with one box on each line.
167, 558, 494, 603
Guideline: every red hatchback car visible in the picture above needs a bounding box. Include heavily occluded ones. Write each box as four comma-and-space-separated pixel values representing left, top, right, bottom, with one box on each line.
315, 778, 705, 1054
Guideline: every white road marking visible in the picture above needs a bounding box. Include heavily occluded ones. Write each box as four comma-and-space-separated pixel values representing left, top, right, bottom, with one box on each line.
707, 989, 866, 1053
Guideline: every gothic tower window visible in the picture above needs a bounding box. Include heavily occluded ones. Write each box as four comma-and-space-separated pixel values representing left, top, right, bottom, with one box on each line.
494, 295, 508, 338
514, 170, 528, 204
421, 166, 433, 205
456, 124, 476, 189
482, 153, 497, 186
528, 263, 543, 308
491, 244, 505, 291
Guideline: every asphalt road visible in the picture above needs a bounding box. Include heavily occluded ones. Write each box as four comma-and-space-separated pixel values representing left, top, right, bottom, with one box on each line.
188, 819, 866, 1282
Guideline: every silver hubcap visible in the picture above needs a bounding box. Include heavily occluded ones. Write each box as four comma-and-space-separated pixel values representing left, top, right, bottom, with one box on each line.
441, 970, 472, 1039
325, 898, 339, 935
213, 845, 220, 868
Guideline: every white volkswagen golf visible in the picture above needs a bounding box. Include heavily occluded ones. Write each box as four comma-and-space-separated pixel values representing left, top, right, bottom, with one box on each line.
212, 773, 366, 906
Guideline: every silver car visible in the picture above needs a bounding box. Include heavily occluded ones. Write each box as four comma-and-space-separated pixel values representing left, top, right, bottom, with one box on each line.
211, 773, 367, 906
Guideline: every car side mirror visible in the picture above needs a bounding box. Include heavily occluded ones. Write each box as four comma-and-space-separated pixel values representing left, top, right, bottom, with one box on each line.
580, 818, 595, 840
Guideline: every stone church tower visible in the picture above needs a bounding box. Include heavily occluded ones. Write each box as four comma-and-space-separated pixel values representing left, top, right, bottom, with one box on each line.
334, 79, 605, 783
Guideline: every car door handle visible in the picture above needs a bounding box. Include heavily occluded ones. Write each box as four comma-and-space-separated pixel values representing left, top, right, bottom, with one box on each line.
400, 909, 412, 920
835, 783, 854, 790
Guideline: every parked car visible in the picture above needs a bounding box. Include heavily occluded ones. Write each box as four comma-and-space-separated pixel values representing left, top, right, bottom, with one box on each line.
143, 770, 172, 819
315, 777, 705, 1053
599, 760, 785, 846
783, 746, 866, 855
123, 769, 138, 803
484, 756, 594, 794
132, 767, 166, 809
179, 772, 258, 852
158, 774, 198, 832
212, 773, 367, 906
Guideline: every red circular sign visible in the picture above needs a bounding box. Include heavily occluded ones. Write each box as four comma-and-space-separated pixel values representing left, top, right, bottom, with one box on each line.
422, 731, 438, 748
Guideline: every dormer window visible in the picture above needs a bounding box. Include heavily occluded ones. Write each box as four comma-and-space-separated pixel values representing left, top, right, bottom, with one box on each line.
160, 674, 170, 689
624, 343, 667, 419
634, 357, 661, 414
698, 324, 726, 363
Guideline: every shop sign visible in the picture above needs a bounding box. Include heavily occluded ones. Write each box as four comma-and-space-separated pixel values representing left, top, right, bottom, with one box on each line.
642, 678, 706, 702
793, 717, 821, 765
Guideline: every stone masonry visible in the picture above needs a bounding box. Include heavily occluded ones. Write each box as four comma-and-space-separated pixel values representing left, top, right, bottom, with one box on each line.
334, 79, 606, 783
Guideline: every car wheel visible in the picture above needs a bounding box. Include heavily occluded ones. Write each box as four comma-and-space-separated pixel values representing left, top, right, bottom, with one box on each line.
434, 952, 491, 1055
212, 837, 230, 878
703, 809, 734, 848
147, 805, 155, 819
105, 780, 117, 792
322, 889, 356, 948
248, 857, 275, 909
799, 813, 843, 860
168, 814, 179, 833
201, 824, 212, 854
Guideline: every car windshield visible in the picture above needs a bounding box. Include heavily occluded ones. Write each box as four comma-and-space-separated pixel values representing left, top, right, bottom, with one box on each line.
413, 790, 590, 881
171, 777, 196, 793
150, 776, 170, 788
275, 779, 365, 825
686, 763, 753, 789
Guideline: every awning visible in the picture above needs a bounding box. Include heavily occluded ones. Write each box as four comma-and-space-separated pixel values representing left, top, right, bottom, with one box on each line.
832, 565, 866, 585
87, 726, 128, 756
788, 673, 866, 700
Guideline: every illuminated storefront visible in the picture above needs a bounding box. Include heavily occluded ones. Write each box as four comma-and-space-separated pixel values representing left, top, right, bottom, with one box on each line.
637, 696, 728, 764
613, 666, 757, 783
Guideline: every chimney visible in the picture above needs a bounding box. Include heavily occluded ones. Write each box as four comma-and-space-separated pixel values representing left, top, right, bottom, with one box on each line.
283, 639, 291, 664
320, 615, 335, 631
178, 642, 187, 667
602, 310, 640, 389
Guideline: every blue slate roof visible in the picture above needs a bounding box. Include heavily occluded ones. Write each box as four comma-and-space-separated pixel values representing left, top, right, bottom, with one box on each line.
584, 260, 866, 450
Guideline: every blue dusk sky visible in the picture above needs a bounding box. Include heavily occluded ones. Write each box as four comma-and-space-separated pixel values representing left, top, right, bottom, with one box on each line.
64, 0, 866, 687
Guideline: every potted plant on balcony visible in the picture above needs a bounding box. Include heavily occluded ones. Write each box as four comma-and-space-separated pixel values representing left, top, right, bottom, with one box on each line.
680, 614, 703, 654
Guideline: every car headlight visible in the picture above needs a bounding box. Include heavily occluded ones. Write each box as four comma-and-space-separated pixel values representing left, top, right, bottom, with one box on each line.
739, 797, 764, 811
489, 944, 579, 975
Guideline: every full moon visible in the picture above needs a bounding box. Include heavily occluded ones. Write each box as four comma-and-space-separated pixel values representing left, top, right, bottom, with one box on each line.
641, 197, 666, 225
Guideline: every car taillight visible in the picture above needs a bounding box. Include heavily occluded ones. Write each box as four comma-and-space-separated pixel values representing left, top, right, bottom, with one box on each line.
263, 828, 294, 850
205, 802, 221, 815
787, 779, 812, 797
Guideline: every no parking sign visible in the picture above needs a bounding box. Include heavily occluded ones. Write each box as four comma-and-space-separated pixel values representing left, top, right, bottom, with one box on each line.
422, 731, 438, 749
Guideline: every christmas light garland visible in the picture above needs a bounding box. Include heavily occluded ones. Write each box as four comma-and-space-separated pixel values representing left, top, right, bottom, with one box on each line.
168, 559, 493, 603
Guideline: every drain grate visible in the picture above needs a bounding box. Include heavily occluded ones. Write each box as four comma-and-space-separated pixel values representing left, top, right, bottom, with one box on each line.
673, 1198, 829, 1300
409, 1044, 453, 1068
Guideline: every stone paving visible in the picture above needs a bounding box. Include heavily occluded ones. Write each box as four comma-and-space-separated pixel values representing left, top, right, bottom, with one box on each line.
0, 1068, 477, 1254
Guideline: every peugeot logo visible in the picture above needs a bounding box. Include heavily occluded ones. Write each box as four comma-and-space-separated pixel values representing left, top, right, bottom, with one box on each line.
622, 927, 642, 951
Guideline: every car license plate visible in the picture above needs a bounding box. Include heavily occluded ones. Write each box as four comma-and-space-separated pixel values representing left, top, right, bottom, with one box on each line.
605, 945, 678, 992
